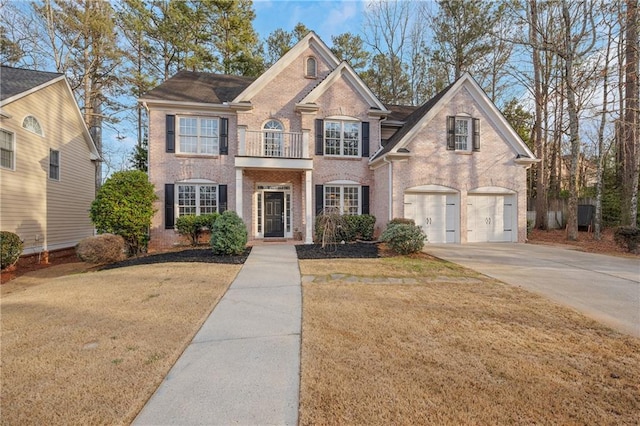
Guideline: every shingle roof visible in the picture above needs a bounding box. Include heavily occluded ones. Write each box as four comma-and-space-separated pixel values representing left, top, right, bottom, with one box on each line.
372, 81, 456, 160
142, 70, 255, 104
1, 66, 63, 101
384, 104, 418, 122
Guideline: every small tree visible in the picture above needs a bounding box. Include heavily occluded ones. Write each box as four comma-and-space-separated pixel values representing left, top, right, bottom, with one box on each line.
314, 208, 346, 248
90, 170, 157, 255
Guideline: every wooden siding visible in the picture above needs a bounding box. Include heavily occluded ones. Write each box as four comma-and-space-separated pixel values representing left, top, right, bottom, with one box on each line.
0, 80, 96, 253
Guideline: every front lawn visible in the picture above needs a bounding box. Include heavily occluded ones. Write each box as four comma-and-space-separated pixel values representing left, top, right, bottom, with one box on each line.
0, 262, 240, 425
299, 255, 640, 424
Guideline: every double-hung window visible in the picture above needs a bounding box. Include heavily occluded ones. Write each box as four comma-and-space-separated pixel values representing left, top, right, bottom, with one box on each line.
447, 115, 480, 152
0, 129, 14, 170
324, 185, 360, 215
178, 117, 219, 155
49, 149, 60, 180
177, 184, 218, 217
324, 120, 360, 157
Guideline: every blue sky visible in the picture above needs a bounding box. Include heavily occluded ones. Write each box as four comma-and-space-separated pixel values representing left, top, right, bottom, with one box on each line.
252, 0, 367, 44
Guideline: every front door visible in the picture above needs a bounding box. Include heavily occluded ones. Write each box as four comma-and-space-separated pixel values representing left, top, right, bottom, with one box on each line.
264, 192, 284, 237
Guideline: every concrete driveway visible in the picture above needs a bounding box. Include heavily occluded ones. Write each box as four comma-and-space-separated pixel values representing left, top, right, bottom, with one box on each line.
425, 243, 640, 338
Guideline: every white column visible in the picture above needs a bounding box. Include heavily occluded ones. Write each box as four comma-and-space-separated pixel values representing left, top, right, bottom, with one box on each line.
305, 169, 313, 244
302, 129, 310, 158
238, 126, 246, 156
236, 168, 243, 219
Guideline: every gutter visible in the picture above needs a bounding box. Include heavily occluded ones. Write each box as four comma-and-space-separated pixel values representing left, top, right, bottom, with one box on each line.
383, 157, 393, 221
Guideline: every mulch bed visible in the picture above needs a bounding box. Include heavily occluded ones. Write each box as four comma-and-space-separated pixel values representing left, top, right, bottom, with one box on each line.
100, 247, 252, 270
296, 242, 380, 259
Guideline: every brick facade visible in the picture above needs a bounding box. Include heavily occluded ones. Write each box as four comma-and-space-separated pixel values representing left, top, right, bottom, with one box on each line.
142, 32, 535, 251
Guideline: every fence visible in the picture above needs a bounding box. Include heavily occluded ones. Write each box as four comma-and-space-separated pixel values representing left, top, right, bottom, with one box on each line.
527, 198, 596, 229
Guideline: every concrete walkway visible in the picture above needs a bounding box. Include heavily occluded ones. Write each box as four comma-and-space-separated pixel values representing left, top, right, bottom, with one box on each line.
425, 243, 640, 338
134, 245, 301, 425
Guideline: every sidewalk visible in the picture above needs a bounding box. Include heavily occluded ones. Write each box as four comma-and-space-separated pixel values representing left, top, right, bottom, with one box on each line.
134, 245, 301, 425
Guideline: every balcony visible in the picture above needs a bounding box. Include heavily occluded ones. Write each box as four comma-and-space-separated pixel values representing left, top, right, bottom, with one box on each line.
236, 127, 312, 170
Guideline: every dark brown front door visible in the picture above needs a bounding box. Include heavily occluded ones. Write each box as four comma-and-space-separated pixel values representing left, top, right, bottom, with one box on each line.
264, 192, 284, 237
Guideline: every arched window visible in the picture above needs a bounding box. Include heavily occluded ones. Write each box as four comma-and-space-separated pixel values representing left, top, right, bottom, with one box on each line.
263, 120, 283, 157
23, 116, 43, 135
306, 57, 317, 78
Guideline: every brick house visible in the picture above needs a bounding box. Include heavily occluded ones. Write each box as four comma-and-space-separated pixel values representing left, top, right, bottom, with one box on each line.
140, 32, 537, 250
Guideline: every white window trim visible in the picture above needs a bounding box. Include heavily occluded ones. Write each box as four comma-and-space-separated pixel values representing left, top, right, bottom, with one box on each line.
0, 128, 15, 171
22, 115, 44, 136
175, 181, 219, 218
323, 184, 361, 215
49, 149, 60, 181
177, 116, 220, 156
324, 119, 361, 157
455, 116, 472, 152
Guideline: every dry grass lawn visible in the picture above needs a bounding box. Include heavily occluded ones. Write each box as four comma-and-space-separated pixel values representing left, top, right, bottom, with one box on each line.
299, 256, 640, 425
0, 262, 239, 425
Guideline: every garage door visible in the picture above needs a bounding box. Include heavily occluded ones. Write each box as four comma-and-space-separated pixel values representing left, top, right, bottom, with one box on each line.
404, 193, 459, 243
467, 194, 514, 242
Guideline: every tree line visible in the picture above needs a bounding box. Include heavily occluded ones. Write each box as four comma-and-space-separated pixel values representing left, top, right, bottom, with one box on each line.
1, 0, 638, 239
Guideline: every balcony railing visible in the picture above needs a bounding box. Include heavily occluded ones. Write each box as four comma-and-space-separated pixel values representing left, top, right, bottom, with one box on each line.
238, 128, 309, 159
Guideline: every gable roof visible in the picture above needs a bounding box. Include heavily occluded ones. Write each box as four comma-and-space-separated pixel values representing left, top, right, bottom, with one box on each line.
141, 71, 254, 104
0, 65, 100, 160
232, 31, 340, 103
1, 66, 64, 103
371, 73, 537, 164
297, 61, 389, 113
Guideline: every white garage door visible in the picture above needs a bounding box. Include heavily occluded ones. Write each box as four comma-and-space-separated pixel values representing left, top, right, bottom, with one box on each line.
467, 194, 515, 242
404, 193, 459, 243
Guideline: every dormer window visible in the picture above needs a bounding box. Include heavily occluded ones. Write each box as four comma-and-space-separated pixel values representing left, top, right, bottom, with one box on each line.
306, 57, 317, 78
22, 115, 43, 136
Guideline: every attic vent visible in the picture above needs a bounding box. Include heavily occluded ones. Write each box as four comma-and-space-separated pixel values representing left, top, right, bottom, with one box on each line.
306, 57, 317, 78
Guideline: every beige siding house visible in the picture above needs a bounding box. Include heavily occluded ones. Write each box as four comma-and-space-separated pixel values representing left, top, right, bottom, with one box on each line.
0, 66, 100, 257
141, 32, 537, 250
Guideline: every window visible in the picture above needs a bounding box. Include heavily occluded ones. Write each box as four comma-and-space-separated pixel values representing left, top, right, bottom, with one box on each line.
0, 129, 14, 170
447, 116, 480, 152
178, 117, 219, 155
263, 119, 283, 156
49, 149, 60, 180
177, 184, 218, 217
455, 117, 471, 151
324, 185, 360, 215
306, 57, 317, 78
22, 116, 43, 135
324, 120, 360, 156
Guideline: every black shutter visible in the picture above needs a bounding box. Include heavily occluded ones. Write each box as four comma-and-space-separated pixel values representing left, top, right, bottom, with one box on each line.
219, 184, 227, 212
166, 115, 175, 153
315, 184, 324, 214
361, 185, 370, 215
220, 118, 229, 155
164, 184, 175, 229
447, 116, 455, 150
472, 118, 480, 151
361, 122, 370, 157
315, 119, 324, 155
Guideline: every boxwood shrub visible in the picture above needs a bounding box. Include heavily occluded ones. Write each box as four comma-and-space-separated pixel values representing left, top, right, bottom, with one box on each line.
614, 226, 640, 253
176, 212, 220, 246
210, 211, 247, 255
1, 231, 23, 270
381, 221, 426, 255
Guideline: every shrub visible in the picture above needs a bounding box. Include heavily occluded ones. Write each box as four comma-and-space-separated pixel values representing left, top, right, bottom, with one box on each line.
342, 214, 376, 241
389, 217, 416, 226
1, 231, 23, 270
90, 170, 157, 256
210, 211, 247, 255
381, 222, 427, 255
614, 226, 640, 253
176, 213, 220, 246
314, 209, 347, 247
76, 234, 126, 264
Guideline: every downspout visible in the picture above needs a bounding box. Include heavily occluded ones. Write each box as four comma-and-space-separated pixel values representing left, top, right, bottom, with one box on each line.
383, 157, 393, 221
